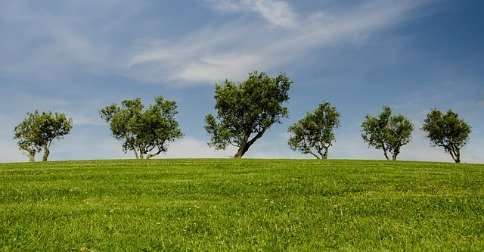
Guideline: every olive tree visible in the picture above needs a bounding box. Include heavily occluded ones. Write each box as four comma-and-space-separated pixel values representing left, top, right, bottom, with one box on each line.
14, 111, 73, 162
361, 107, 413, 161
100, 96, 182, 159
205, 71, 292, 158
422, 109, 471, 163
288, 102, 340, 159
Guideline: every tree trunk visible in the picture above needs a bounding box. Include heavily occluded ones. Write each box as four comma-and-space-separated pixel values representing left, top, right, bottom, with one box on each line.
383, 150, 390, 160
234, 134, 250, 159
392, 149, 399, 161
382, 144, 390, 160
137, 147, 145, 160
234, 144, 249, 158
320, 148, 328, 160
454, 149, 461, 163
42, 146, 50, 162
27, 151, 35, 162
316, 148, 324, 160
447, 146, 461, 163
233, 130, 266, 159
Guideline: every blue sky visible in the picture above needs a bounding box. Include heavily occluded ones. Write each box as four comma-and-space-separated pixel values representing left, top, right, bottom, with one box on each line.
1, 0, 483, 162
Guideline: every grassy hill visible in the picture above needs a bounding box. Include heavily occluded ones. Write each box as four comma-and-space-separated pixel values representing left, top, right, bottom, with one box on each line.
0, 159, 482, 251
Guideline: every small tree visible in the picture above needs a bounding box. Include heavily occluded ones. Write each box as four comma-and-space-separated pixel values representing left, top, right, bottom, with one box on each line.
361, 107, 413, 160
100, 96, 182, 159
205, 71, 292, 158
14, 111, 73, 162
288, 102, 340, 159
422, 109, 471, 163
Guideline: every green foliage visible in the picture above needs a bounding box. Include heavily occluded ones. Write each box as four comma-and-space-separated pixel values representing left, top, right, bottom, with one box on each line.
288, 102, 340, 159
361, 107, 413, 160
100, 96, 182, 159
205, 71, 292, 158
14, 111, 73, 162
0, 159, 482, 251
422, 109, 471, 163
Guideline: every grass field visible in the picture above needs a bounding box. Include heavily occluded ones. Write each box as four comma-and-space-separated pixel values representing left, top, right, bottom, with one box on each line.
0, 159, 482, 251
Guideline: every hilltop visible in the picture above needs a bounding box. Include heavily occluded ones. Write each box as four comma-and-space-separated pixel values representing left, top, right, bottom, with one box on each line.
0, 159, 482, 251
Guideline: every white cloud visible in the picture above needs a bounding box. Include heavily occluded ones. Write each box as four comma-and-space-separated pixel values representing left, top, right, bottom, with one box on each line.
129, 0, 429, 85
0, 0, 430, 86
205, 0, 297, 27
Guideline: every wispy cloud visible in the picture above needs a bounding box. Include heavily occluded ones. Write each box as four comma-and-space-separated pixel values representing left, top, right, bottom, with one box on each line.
205, 0, 297, 28
129, 0, 429, 85
0, 0, 431, 86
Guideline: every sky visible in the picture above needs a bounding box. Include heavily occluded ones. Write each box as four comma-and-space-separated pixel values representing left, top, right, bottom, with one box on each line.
0, 0, 483, 163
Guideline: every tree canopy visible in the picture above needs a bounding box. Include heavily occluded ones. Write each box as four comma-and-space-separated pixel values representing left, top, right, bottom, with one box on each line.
100, 97, 183, 159
205, 71, 292, 158
14, 111, 73, 162
422, 109, 471, 163
288, 102, 340, 159
361, 107, 413, 161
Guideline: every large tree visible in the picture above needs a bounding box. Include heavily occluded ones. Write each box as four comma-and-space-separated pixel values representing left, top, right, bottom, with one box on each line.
288, 102, 340, 159
361, 107, 413, 161
205, 71, 292, 158
100, 96, 182, 159
422, 109, 471, 163
14, 111, 73, 162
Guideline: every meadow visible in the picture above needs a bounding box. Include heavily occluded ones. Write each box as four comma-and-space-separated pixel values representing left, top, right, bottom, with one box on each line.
0, 159, 482, 251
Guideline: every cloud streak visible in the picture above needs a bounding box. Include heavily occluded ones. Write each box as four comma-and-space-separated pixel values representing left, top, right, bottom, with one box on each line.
205, 0, 298, 27
129, 0, 429, 85
0, 0, 430, 86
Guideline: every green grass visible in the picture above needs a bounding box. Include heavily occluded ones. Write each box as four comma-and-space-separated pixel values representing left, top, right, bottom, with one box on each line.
0, 159, 483, 251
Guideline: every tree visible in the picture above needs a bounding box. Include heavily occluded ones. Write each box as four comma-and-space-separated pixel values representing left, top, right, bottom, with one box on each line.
361, 107, 413, 161
205, 71, 292, 158
100, 96, 182, 159
288, 102, 340, 159
14, 111, 73, 162
422, 109, 471, 163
